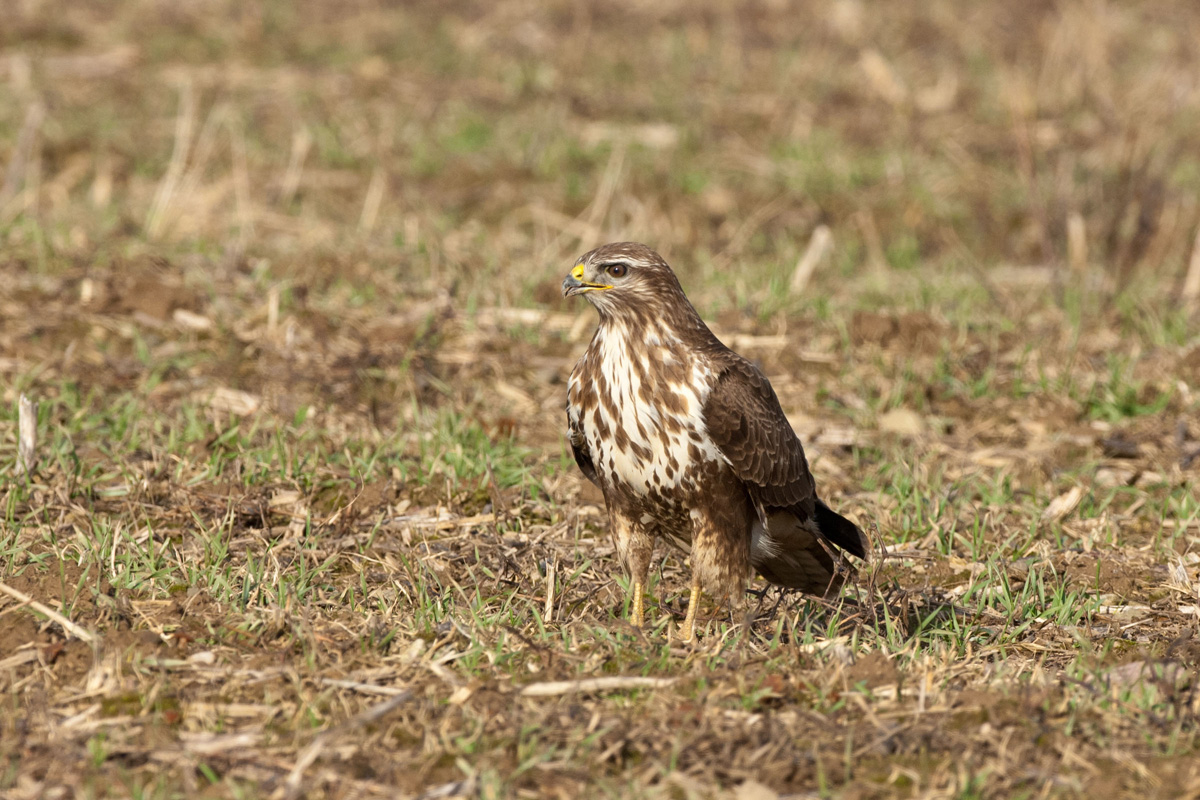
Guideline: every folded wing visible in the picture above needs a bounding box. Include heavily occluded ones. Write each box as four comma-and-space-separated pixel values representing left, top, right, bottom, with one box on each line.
702, 356, 868, 593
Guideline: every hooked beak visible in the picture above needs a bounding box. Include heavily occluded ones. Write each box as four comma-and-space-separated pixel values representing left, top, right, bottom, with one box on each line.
562, 262, 610, 297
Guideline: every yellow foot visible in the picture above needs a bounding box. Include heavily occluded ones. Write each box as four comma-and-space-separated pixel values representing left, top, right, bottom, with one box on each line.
679, 582, 702, 642
631, 580, 645, 629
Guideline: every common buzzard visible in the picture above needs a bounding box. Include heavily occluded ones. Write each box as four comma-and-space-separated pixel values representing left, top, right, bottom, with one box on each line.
563, 242, 868, 641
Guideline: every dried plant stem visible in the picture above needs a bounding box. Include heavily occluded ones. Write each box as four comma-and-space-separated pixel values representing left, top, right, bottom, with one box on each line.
1183, 227, 1200, 308
145, 78, 197, 238
0, 101, 45, 216
582, 139, 626, 237
278, 126, 312, 207
543, 557, 557, 624
230, 114, 255, 245
520, 677, 676, 697
173, 103, 229, 223
536, 140, 626, 265
790, 224, 833, 294
1067, 212, 1088, 275
315, 678, 409, 697
0, 581, 96, 643
358, 167, 386, 235
855, 209, 888, 271
16, 393, 37, 477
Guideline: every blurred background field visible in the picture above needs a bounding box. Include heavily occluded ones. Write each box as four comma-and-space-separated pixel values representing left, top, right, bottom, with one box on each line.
2, 1, 1200, 798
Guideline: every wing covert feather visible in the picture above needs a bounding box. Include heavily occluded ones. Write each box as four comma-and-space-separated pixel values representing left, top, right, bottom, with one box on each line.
702, 358, 815, 512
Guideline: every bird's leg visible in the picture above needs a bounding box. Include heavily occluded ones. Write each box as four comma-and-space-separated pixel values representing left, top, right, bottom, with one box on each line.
679, 580, 702, 642
614, 516, 652, 630
767, 587, 788, 620
631, 579, 645, 629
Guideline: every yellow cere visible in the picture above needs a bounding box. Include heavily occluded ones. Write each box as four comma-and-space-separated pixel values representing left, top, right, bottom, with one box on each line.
572, 263, 585, 280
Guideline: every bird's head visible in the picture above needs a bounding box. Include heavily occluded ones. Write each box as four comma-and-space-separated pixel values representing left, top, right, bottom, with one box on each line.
561, 242, 687, 320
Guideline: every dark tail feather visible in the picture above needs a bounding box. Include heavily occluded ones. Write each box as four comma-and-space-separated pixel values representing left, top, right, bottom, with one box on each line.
814, 499, 869, 560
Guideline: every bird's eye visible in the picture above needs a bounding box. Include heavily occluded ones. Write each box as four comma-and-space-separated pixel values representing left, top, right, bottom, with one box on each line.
605, 263, 628, 278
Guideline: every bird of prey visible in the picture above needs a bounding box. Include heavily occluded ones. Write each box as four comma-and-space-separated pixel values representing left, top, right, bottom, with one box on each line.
563, 242, 868, 641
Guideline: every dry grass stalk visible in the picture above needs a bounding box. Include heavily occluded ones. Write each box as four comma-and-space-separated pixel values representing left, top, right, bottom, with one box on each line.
145, 78, 197, 238
267, 285, 281, 333
519, 677, 678, 697
855, 209, 888, 271
43, 46, 138, 79
859, 49, 908, 106
543, 556, 556, 624
171, 103, 229, 228
716, 194, 788, 269
3, 52, 33, 92
358, 167, 387, 235
1067, 212, 1088, 275
230, 114, 255, 245
90, 152, 113, 209
1184, 227, 1200, 307
316, 678, 410, 697
583, 139, 627, 237
1043, 485, 1085, 522
0, 649, 39, 670
16, 393, 37, 477
278, 126, 312, 207
0, 101, 45, 216
536, 140, 628, 265
0, 581, 96, 643
790, 224, 833, 294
